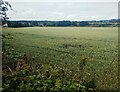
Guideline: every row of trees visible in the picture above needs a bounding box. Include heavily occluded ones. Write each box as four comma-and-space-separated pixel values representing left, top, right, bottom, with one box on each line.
7, 21, 90, 27
7, 20, 119, 27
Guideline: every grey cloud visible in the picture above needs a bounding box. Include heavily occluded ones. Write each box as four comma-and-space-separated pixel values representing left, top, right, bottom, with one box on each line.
7, 2, 118, 21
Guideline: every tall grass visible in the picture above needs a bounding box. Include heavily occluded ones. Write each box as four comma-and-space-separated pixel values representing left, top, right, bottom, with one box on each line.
2, 27, 118, 90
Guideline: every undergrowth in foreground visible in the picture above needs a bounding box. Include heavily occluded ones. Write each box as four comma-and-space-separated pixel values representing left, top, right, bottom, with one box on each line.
2, 33, 96, 91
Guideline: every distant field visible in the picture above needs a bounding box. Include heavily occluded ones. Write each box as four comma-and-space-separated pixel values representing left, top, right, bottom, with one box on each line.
3, 27, 118, 90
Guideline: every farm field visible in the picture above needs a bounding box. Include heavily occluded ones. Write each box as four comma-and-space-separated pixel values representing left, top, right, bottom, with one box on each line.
2, 27, 118, 91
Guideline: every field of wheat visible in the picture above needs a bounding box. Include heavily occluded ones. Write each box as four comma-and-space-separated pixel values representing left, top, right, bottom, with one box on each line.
2, 27, 118, 91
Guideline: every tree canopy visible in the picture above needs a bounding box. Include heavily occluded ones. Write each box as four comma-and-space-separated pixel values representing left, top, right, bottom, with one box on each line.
0, 0, 12, 21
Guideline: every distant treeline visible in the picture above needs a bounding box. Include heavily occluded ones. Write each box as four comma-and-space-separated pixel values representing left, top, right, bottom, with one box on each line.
6, 19, 120, 27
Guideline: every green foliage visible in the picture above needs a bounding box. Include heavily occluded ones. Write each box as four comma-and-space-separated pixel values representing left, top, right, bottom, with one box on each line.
2, 43, 95, 91
0, 0, 12, 22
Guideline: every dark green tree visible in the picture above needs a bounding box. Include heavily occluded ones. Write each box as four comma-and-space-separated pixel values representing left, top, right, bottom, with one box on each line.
0, 0, 12, 24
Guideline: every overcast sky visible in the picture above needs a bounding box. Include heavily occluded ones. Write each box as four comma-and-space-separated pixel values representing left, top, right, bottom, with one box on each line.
7, 2, 118, 21
6, 0, 120, 2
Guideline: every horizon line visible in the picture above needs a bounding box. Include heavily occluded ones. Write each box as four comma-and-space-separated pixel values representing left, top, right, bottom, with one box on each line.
8, 18, 119, 21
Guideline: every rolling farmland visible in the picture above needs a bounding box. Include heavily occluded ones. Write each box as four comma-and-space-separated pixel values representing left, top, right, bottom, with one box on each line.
2, 27, 118, 90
